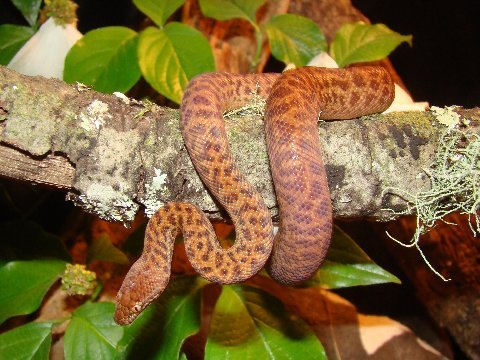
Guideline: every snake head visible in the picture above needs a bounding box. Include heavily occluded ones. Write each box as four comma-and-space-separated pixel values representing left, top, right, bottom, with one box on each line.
114, 293, 144, 326
114, 259, 170, 325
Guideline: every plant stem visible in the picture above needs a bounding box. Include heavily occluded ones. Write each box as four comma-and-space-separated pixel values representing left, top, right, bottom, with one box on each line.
251, 24, 263, 71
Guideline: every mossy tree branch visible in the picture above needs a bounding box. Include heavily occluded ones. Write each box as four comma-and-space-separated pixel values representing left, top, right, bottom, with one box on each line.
1, 66, 477, 224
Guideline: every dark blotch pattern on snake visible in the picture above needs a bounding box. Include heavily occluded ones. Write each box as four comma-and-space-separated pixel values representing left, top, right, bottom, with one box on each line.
114, 66, 394, 325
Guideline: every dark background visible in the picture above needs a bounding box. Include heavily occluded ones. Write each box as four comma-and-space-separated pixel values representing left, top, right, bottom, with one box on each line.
352, 0, 479, 107
1, 0, 479, 107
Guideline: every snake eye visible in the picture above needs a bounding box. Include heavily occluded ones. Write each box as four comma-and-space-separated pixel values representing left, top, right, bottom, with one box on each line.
133, 303, 142, 313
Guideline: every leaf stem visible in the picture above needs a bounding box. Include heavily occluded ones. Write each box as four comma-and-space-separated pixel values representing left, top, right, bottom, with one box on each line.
251, 24, 263, 71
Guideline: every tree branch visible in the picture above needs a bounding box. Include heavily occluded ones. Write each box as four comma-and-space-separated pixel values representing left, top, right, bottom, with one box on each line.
1, 66, 474, 224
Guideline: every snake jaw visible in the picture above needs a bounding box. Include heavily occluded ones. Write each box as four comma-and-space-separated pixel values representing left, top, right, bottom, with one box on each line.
113, 287, 143, 325
113, 302, 140, 325
114, 288, 153, 325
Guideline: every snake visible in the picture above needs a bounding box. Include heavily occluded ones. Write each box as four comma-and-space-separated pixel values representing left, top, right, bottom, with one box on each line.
114, 66, 394, 325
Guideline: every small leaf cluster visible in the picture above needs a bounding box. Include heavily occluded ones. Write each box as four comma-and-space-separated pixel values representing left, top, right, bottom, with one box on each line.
0, 218, 399, 359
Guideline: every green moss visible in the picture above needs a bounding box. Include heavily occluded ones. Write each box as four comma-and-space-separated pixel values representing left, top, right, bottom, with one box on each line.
61, 264, 97, 296
3, 83, 63, 155
42, 0, 78, 26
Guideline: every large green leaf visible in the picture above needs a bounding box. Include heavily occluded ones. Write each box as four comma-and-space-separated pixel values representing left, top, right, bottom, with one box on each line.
0, 220, 70, 261
64, 302, 123, 360
134, 0, 185, 27
10, 0, 42, 26
0, 259, 67, 324
117, 276, 203, 359
0, 24, 34, 65
0, 321, 54, 359
64, 26, 141, 93
265, 14, 327, 67
199, 0, 265, 25
138, 23, 215, 104
87, 234, 129, 265
206, 285, 326, 359
330, 22, 412, 67
301, 225, 401, 289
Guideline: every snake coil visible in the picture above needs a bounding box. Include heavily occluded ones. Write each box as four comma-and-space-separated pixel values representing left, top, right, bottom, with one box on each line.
114, 66, 394, 325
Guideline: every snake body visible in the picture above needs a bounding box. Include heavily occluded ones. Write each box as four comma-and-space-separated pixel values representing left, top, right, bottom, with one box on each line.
114, 67, 394, 325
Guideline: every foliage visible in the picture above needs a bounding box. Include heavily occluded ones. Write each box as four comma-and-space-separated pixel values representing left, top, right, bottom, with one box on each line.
64, 0, 215, 103
0, 220, 399, 359
264, 14, 326, 67
63, 27, 141, 94
0, 24, 35, 65
205, 285, 327, 358
2, 0, 409, 102
0, 321, 54, 359
330, 22, 412, 67
199, 0, 327, 69
301, 226, 400, 289
10, 0, 42, 27
0, 259, 67, 323
137, 23, 214, 104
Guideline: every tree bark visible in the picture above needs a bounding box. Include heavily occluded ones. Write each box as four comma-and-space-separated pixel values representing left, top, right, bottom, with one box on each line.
1, 65, 464, 225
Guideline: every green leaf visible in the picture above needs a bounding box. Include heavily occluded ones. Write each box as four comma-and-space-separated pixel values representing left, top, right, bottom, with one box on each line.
64, 302, 123, 360
206, 285, 326, 359
117, 276, 203, 359
134, 0, 185, 27
138, 23, 215, 104
63, 26, 141, 93
0, 259, 67, 324
0, 220, 70, 261
87, 234, 129, 265
265, 14, 327, 67
302, 225, 401, 289
199, 0, 265, 25
330, 22, 412, 67
10, 0, 42, 26
0, 321, 54, 359
0, 24, 34, 65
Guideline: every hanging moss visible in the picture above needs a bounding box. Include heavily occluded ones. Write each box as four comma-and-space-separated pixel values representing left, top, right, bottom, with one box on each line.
383, 108, 479, 280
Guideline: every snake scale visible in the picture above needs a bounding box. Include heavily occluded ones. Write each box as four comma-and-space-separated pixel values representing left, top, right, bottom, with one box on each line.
114, 66, 394, 325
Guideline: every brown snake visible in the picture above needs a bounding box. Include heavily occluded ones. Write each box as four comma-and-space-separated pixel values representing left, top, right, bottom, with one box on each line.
114, 66, 394, 325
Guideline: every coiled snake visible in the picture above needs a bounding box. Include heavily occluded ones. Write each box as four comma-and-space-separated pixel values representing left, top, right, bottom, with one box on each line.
114, 66, 394, 325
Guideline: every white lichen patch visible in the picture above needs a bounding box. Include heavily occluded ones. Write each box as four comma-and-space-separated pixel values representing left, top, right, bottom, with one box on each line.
383, 127, 479, 280
78, 183, 138, 222
430, 105, 470, 130
113, 92, 130, 104
78, 99, 112, 131
75, 82, 91, 92
143, 168, 168, 218
69, 127, 142, 223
